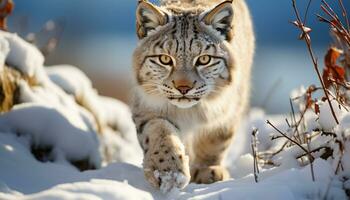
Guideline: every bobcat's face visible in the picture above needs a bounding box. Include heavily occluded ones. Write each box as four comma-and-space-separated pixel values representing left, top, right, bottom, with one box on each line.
133, 1, 234, 109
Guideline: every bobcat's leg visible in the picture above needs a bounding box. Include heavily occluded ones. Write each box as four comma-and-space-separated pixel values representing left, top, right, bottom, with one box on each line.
190, 126, 234, 184
135, 118, 190, 192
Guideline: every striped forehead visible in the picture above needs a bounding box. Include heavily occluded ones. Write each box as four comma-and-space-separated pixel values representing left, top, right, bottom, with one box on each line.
151, 12, 218, 62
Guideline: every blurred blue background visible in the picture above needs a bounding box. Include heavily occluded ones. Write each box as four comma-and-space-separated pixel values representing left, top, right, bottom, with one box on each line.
9, 0, 350, 113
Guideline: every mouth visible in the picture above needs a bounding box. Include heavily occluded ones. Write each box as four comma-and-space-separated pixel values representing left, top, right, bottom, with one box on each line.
168, 97, 200, 101
167, 96, 201, 109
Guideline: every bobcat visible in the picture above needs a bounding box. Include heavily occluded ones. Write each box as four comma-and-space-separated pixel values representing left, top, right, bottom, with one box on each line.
131, 0, 254, 192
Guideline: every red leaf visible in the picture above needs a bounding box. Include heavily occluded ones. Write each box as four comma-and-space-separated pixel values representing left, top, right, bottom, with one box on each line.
315, 103, 320, 114
322, 47, 345, 88
0, 0, 14, 31
305, 85, 317, 109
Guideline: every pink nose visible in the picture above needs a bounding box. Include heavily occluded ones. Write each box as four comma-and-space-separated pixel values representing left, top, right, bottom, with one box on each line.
176, 85, 192, 95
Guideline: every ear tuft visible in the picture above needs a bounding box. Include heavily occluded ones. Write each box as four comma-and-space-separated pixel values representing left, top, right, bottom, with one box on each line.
202, 1, 234, 40
136, 1, 168, 39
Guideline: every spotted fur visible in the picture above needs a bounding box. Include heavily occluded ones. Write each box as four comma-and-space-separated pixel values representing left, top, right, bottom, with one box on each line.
132, 0, 254, 190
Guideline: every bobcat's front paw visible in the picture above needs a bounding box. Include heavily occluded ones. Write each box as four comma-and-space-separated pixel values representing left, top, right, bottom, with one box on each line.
190, 165, 230, 184
143, 134, 190, 193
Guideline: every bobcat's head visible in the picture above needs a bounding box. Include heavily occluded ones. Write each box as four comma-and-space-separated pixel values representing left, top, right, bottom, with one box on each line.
133, 0, 235, 109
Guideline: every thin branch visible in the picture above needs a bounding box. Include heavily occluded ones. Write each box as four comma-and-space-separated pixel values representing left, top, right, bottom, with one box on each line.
317, 14, 350, 46
321, 0, 340, 22
267, 120, 315, 161
285, 118, 291, 128
320, 0, 350, 45
259, 141, 289, 158
303, 0, 313, 25
289, 98, 303, 144
306, 133, 316, 181
268, 117, 316, 182
251, 128, 259, 183
291, 0, 339, 124
337, 0, 349, 31
292, 104, 308, 139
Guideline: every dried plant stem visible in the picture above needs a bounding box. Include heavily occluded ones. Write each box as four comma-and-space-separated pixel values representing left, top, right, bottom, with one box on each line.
306, 134, 316, 181
259, 141, 289, 159
337, 0, 349, 31
291, 0, 339, 125
267, 120, 315, 181
319, 0, 350, 46
266, 120, 315, 161
303, 0, 312, 25
251, 128, 259, 183
292, 104, 308, 141
296, 146, 329, 160
289, 98, 303, 144
335, 157, 344, 174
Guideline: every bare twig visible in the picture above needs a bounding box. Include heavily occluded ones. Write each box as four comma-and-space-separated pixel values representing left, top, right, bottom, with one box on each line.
292, 103, 308, 139
319, 0, 350, 46
285, 118, 291, 128
303, 0, 312, 25
291, 0, 339, 125
267, 120, 316, 181
289, 98, 303, 144
306, 133, 316, 181
259, 141, 289, 158
267, 120, 315, 161
251, 128, 259, 183
337, 0, 349, 31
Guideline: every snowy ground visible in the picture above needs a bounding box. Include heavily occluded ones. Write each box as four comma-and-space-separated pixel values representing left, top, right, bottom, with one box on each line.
0, 109, 347, 200
0, 31, 349, 200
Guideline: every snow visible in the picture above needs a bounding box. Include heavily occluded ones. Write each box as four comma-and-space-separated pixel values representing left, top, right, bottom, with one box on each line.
1, 108, 347, 200
46, 65, 143, 165
0, 104, 101, 166
0, 126, 345, 200
318, 99, 345, 132
18, 180, 153, 200
0, 30, 44, 78
0, 34, 9, 69
0, 30, 349, 200
153, 170, 189, 194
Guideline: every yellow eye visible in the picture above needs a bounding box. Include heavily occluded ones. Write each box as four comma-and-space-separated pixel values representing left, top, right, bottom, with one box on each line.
196, 55, 211, 66
159, 55, 173, 65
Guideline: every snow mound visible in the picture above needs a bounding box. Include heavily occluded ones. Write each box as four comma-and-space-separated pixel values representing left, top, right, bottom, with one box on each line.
16, 180, 153, 200
0, 30, 44, 77
1, 127, 346, 199
0, 34, 9, 69
0, 30, 142, 172
46, 65, 143, 165
0, 104, 100, 166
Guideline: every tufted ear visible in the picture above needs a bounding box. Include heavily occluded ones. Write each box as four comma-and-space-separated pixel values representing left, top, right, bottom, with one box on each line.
202, 0, 234, 40
136, 0, 168, 39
